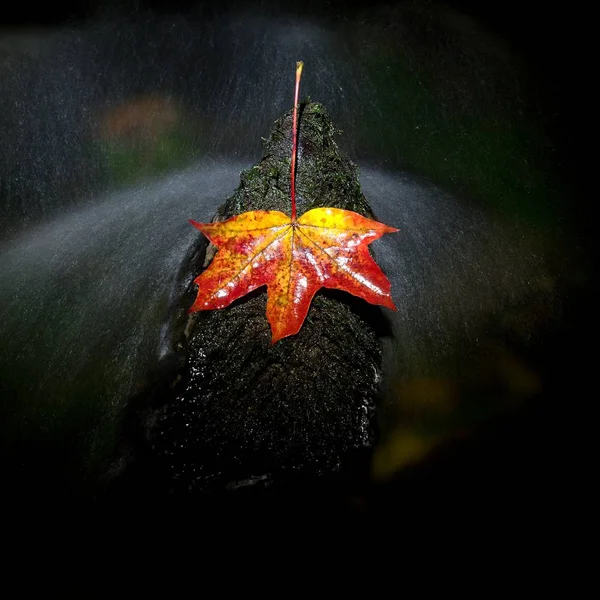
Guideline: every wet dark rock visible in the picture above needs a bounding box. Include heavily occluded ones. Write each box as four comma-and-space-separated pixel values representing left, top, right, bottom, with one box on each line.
115, 103, 392, 499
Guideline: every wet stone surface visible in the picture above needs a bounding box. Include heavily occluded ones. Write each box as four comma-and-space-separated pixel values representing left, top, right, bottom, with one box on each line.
118, 103, 390, 496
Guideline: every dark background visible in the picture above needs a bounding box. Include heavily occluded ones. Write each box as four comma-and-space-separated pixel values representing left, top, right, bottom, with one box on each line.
0, 0, 590, 530
2, 0, 589, 232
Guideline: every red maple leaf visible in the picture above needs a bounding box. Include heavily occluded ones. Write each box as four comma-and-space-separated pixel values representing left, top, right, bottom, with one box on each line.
189, 62, 398, 343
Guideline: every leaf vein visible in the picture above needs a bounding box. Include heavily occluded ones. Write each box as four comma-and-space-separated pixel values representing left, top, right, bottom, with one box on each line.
206, 225, 291, 301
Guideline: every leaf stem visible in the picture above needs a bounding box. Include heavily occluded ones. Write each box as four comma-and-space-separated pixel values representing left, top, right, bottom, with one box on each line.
291, 61, 303, 222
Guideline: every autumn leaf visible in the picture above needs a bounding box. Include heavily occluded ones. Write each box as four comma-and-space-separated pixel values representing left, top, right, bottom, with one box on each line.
189, 61, 398, 343
189, 208, 398, 343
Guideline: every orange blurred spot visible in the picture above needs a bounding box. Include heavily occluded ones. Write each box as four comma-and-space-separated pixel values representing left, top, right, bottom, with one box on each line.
96, 94, 179, 145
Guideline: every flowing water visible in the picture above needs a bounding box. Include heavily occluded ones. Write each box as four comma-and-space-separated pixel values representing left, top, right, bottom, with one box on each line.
0, 159, 562, 498
0, 3, 582, 504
